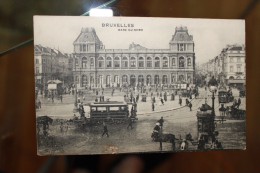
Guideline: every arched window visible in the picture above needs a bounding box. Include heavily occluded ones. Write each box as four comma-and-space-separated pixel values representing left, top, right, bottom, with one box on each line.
122, 75, 128, 83
229, 76, 235, 80
130, 57, 136, 68
147, 75, 152, 85
154, 57, 160, 68
171, 74, 176, 83
90, 74, 94, 85
75, 76, 79, 84
162, 75, 168, 84
122, 57, 128, 68
106, 57, 112, 68
75, 59, 79, 66
114, 57, 120, 68
82, 57, 87, 68
99, 75, 104, 86
98, 57, 104, 68
178, 75, 184, 82
138, 75, 144, 84
114, 75, 119, 84
130, 75, 136, 86
154, 75, 159, 85
82, 75, 88, 87
179, 57, 185, 68
106, 75, 111, 85
147, 57, 152, 68
138, 57, 144, 68
90, 57, 94, 66
172, 57, 176, 66
188, 58, 191, 66
163, 57, 168, 68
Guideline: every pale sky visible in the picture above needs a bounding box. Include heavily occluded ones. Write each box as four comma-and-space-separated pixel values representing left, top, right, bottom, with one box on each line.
34, 16, 245, 63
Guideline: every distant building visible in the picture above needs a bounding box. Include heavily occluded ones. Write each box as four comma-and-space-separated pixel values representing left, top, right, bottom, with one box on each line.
201, 44, 245, 87
34, 45, 73, 91
72, 26, 195, 88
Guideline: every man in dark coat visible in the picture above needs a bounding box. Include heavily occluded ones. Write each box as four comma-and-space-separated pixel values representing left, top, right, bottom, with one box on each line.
236, 97, 241, 109
102, 122, 109, 137
152, 102, 155, 111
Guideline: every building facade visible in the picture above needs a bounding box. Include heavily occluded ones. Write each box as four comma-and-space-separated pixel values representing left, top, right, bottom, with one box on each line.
201, 44, 245, 86
34, 45, 73, 90
72, 27, 195, 88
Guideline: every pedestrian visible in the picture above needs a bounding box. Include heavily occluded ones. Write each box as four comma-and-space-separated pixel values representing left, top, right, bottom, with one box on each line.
136, 94, 139, 103
60, 95, 63, 103
185, 98, 189, 105
236, 97, 241, 109
179, 97, 182, 106
160, 98, 164, 105
152, 102, 155, 111
127, 117, 133, 129
38, 100, 41, 109
164, 92, 167, 102
188, 102, 192, 111
51, 95, 54, 103
102, 122, 109, 137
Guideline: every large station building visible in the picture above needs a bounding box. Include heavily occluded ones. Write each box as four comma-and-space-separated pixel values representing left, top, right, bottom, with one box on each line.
72, 26, 195, 88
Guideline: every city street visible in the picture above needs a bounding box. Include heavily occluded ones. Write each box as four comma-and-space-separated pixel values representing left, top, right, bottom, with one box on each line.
37, 87, 246, 155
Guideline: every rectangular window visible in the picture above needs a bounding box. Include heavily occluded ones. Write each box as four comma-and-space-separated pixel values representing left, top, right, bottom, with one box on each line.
83, 44, 86, 51
107, 61, 112, 68
155, 61, 160, 68
163, 61, 168, 67
96, 107, 107, 112
139, 61, 144, 68
36, 67, 39, 74
130, 61, 136, 67
122, 61, 128, 68
75, 59, 78, 66
237, 57, 241, 62
99, 62, 103, 68
172, 59, 176, 66
36, 59, 39, 64
114, 61, 120, 68
147, 61, 152, 68
110, 107, 120, 111
230, 66, 233, 72
90, 58, 94, 66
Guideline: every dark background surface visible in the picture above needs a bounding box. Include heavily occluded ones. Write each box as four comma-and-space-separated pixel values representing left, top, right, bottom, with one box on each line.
0, 0, 260, 172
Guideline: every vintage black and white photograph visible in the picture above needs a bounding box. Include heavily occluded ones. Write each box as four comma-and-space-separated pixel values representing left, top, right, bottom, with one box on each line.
34, 16, 246, 155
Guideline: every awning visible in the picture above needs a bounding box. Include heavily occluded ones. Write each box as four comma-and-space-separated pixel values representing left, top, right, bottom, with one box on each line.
228, 79, 245, 84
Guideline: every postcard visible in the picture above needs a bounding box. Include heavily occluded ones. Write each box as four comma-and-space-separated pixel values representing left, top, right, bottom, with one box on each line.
34, 16, 246, 155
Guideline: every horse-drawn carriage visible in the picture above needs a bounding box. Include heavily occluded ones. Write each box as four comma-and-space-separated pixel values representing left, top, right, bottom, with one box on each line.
226, 106, 246, 119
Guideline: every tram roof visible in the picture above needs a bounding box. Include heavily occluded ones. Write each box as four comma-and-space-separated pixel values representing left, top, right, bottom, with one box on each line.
90, 101, 128, 106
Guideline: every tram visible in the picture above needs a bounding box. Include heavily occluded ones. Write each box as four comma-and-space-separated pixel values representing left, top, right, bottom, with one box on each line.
89, 101, 131, 122
218, 85, 234, 103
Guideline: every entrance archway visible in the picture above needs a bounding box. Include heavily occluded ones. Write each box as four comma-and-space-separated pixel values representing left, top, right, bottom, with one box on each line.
130, 75, 136, 86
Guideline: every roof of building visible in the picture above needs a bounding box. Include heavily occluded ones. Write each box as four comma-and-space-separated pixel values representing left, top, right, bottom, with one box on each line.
170, 26, 193, 42
73, 27, 103, 45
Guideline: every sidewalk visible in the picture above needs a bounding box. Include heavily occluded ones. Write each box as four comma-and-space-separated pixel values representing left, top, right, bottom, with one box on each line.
107, 94, 190, 115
